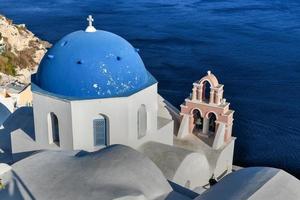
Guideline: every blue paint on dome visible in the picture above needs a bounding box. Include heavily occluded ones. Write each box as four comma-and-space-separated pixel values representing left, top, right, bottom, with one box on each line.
33, 30, 156, 99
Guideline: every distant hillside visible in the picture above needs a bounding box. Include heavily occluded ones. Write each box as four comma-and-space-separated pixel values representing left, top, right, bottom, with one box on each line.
0, 15, 51, 86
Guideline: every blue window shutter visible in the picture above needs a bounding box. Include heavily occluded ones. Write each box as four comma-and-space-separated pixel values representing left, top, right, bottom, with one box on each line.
94, 118, 106, 146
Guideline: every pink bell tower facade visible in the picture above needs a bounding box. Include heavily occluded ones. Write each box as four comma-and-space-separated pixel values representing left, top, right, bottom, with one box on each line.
178, 71, 234, 149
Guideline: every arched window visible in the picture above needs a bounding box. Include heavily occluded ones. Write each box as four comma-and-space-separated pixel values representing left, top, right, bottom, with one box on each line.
94, 114, 108, 146
48, 112, 59, 146
192, 109, 203, 133
138, 104, 147, 139
202, 81, 211, 102
208, 112, 217, 133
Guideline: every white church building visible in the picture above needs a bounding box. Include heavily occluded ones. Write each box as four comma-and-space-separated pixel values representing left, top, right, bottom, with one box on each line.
31, 16, 174, 151
0, 16, 242, 193
2, 16, 300, 199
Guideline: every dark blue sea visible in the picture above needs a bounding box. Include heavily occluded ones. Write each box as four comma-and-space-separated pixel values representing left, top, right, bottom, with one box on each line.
1, 0, 300, 178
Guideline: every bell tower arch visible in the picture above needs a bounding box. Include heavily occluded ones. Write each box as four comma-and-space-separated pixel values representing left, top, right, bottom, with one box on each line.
178, 71, 234, 149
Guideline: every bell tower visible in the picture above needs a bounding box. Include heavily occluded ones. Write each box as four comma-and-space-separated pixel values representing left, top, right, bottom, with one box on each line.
178, 71, 234, 149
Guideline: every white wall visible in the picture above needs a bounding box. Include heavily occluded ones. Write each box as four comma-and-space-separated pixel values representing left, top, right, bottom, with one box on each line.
0, 97, 13, 126
32, 92, 73, 149
213, 138, 235, 177
70, 94, 129, 150
156, 120, 174, 145
33, 83, 174, 151
70, 83, 172, 150
127, 84, 161, 148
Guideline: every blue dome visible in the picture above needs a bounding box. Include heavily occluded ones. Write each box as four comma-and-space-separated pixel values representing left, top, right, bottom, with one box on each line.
33, 30, 156, 99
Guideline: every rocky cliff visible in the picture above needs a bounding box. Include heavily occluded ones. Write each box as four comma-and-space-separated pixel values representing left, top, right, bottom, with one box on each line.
0, 15, 51, 86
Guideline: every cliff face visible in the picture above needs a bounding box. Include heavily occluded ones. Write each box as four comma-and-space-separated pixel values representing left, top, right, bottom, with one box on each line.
0, 15, 51, 86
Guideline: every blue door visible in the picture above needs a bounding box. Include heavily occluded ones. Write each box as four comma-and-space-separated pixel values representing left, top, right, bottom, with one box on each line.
94, 117, 107, 146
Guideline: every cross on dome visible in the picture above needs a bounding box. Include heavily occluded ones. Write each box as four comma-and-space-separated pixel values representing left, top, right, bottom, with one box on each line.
87, 15, 94, 26
85, 15, 96, 33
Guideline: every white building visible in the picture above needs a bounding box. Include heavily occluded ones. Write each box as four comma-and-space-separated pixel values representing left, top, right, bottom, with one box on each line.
5, 16, 295, 197
0, 35, 5, 54
31, 16, 174, 151
0, 16, 237, 191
